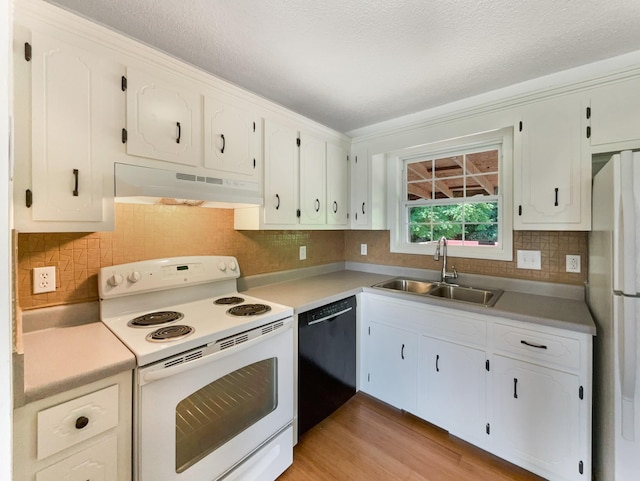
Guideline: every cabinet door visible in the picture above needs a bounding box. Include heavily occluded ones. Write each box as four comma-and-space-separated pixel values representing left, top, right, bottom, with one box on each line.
204, 96, 261, 178
419, 336, 487, 447
126, 67, 201, 166
492, 355, 581, 480
515, 94, 590, 230
264, 120, 298, 224
326, 142, 349, 226
29, 31, 116, 225
589, 77, 640, 148
299, 133, 326, 225
36, 435, 117, 481
350, 146, 369, 228
365, 322, 417, 412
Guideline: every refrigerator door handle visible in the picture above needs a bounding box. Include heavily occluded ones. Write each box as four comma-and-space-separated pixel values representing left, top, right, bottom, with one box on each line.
618, 295, 637, 441
618, 151, 639, 296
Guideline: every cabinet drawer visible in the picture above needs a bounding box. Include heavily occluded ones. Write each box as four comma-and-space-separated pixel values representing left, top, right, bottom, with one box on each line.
493, 323, 581, 371
36, 434, 117, 481
37, 384, 119, 460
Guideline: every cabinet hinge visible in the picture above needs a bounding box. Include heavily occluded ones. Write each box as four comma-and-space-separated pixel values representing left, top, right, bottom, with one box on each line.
586, 126, 591, 139
121, 75, 127, 91
24, 42, 32, 62
486, 423, 490, 435
579, 386, 584, 400
121, 128, 127, 144
296, 138, 301, 147
296, 209, 301, 218
485, 359, 490, 371
579, 460, 584, 475
586, 107, 591, 119
518, 205, 522, 216
519, 121, 523, 132
25, 189, 32, 208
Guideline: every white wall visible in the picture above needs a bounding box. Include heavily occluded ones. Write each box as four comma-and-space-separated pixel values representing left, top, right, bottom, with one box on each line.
1, 0, 12, 478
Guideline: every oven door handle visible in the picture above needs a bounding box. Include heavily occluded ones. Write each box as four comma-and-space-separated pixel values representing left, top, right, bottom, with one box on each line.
140, 322, 292, 384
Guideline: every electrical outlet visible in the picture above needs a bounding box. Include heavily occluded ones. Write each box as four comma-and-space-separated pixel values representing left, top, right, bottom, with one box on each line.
566, 255, 581, 273
299, 246, 307, 260
33, 266, 56, 294
516, 250, 541, 270
361, 244, 367, 255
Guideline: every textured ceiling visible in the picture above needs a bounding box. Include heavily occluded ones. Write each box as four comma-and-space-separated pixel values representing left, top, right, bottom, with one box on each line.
47, 0, 640, 134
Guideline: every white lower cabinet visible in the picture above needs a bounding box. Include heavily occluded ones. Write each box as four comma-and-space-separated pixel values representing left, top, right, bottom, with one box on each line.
366, 321, 417, 412
419, 336, 487, 447
361, 293, 592, 481
13, 371, 132, 481
35, 435, 117, 481
491, 355, 581, 480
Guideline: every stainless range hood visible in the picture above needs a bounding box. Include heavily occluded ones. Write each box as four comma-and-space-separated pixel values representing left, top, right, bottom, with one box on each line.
114, 163, 263, 208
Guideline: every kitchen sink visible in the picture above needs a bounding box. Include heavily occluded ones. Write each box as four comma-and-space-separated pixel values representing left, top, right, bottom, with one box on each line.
426, 284, 502, 307
373, 279, 436, 294
372, 278, 503, 307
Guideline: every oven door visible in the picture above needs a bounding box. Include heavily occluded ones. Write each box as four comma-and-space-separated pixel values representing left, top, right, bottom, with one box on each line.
135, 323, 293, 481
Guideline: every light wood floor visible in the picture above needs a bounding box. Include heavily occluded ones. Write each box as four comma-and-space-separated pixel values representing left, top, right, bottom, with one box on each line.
278, 393, 546, 481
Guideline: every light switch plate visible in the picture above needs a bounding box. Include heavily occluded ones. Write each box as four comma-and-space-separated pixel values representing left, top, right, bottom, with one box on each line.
516, 250, 541, 270
361, 244, 367, 255
299, 246, 307, 260
33, 266, 56, 293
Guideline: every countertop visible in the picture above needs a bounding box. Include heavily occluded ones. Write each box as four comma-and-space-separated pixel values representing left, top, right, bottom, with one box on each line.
20, 321, 136, 405
244, 269, 596, 335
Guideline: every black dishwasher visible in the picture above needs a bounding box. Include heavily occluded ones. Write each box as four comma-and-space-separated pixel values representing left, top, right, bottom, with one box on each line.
297, 295, 357, 437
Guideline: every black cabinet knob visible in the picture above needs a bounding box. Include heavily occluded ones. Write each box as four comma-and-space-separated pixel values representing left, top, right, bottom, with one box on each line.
75, 416, 89, 429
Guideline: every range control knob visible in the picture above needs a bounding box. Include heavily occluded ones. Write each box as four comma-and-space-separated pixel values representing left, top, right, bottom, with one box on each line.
228, 260, 237, 271
128, 271, 142, 283
218, 262, 227, 272
107, 273, 124, 287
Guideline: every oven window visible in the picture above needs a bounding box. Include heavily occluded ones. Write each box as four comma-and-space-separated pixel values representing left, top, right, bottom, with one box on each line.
175, 358, 278, 473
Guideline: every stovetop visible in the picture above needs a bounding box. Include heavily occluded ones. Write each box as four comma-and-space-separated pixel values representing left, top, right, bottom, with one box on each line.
98, 256, 293, 366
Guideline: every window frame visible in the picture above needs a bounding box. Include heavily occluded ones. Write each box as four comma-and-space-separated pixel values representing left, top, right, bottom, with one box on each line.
387, 127, 513, 261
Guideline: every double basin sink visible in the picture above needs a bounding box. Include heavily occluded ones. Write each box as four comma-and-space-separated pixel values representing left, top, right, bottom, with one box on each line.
372, 278, 503, 308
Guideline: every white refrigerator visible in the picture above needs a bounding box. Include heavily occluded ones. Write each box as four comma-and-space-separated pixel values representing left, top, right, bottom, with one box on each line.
589, 150, 640, 481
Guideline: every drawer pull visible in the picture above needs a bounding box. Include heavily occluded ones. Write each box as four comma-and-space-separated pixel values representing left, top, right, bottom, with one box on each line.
401, 344, 405, 360
436, 354, 440, 372
75, 416, 89, 430
513, 378, 518, 399
520, 340, 548, 349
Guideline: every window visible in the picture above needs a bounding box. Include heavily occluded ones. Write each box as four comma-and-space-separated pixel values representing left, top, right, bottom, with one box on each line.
388, 128, 513, 261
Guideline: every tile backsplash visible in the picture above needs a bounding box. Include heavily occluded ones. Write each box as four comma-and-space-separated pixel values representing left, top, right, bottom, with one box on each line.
344, 230, 588, 285
18, 204, 587, 310
17, 204, 344, 309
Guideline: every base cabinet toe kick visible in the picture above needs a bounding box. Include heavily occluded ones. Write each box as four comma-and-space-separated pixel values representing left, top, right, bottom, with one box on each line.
360, 293, 592, 481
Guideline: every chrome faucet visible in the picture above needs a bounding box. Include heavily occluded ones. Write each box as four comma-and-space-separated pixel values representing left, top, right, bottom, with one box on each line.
433, 236, 458, 283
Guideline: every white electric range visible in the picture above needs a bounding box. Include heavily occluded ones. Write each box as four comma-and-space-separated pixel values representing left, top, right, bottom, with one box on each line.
98, 256, 294, 481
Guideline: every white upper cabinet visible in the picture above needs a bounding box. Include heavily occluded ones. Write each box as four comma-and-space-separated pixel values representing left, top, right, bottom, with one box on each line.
326, 142, 349, 226
350, 146, 369, 228
299, 132, 326, 225
13, 28, 120, 232
204, 96, 261, 179
588, 76, 640, 150
125, 67, 202, 166
263, 119, 299, 225
514, 93, 591, 230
